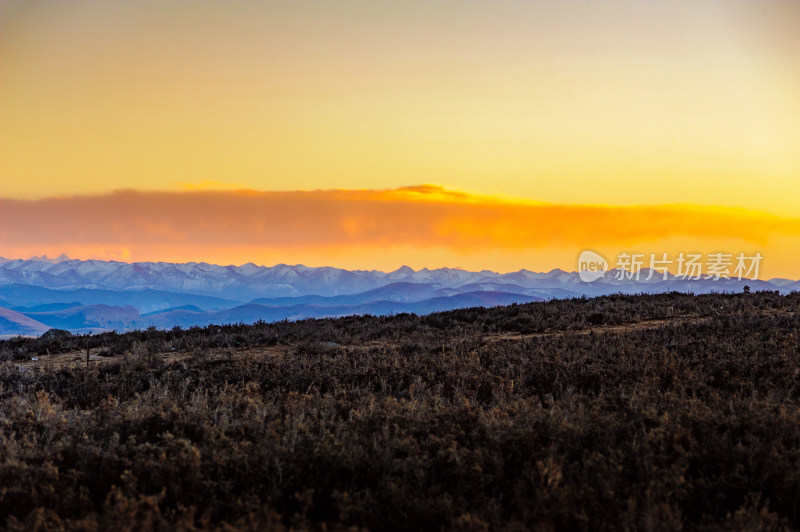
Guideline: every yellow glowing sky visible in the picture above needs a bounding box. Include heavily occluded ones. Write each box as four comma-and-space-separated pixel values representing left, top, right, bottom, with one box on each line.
1, 1, 799, 275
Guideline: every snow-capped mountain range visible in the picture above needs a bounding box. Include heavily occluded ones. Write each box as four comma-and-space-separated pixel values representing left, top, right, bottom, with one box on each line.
0, 256, 797, 337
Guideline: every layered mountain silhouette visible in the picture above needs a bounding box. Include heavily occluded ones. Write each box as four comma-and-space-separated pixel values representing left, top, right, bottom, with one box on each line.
0, 257, 796, 336
0, 307, 51, 337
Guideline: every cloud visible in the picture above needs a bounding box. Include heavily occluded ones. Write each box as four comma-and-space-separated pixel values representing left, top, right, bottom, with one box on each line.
174, 180, 249, 192
2, 186, 799, 270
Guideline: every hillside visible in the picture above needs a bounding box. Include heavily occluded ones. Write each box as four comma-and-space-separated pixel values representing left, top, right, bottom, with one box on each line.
1, 292, 800, 530
0, 307, 50, 338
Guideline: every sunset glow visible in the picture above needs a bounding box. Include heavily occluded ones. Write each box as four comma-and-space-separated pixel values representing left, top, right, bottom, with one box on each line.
2, 1, 799, 275
1, 186, 799, 278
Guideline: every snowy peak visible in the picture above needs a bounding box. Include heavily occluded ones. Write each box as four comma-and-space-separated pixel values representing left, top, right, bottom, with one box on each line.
0, 258, 792, 303
0, 257, 795, 337
27, 253, 71, 264
391, 265, 415, 275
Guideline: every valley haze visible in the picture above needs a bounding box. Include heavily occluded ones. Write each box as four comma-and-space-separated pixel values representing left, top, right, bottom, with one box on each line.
0, 256, 795, 338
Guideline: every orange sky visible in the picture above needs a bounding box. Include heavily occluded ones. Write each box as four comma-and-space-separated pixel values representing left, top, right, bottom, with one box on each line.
1, 1, 799, 276
2, 186, 799, 278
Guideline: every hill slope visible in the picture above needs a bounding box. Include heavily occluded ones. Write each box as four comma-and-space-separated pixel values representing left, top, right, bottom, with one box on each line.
0, 307, 50, 337
2, 292, 800, 529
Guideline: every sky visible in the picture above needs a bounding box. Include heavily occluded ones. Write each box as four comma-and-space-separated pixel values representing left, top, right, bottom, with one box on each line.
1, 1, 799, 277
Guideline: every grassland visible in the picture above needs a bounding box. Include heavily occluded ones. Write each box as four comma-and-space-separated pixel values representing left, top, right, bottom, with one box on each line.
1, 291, 799, 530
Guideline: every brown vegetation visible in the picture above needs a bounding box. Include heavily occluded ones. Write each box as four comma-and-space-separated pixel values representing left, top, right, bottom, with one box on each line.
1, 291, 799, 530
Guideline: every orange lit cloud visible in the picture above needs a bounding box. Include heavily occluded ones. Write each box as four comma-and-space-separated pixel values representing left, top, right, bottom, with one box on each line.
2, 186, 800, 277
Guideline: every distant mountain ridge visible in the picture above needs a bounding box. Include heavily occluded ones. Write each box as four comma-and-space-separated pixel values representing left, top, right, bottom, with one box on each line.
0, 258, 797, 337
0, 258, 527, 299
